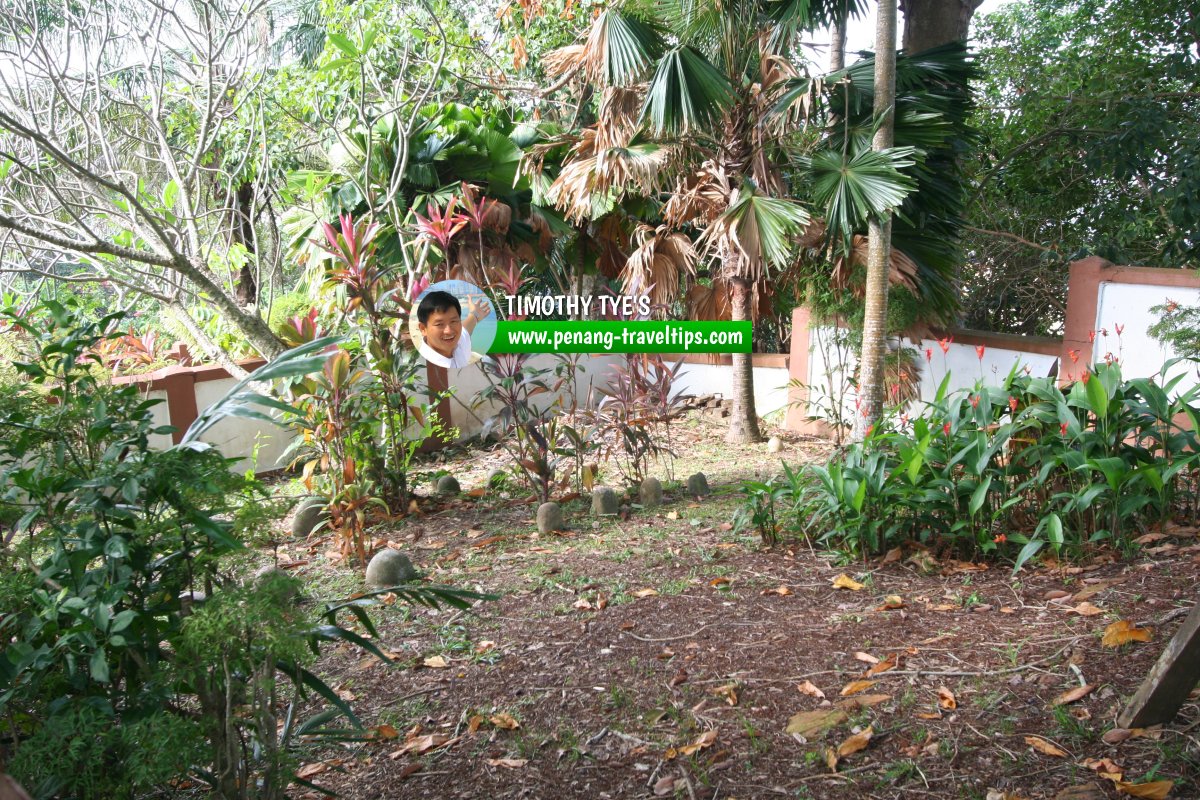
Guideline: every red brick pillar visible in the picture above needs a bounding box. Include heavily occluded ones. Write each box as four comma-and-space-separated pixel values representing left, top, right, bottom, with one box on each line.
1059, 256, 1113, 384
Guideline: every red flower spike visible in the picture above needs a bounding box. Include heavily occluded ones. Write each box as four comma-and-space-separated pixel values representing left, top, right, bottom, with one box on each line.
1068, 349, 1080, 364
1060, 422, 1069, 436
1008, 396, 1018, 413
925, 348, 933, 362
993, 534, 1007, 544
1115, 323, 1125, 335
969, 394, 980, 409
976, 344, 986, 360
1088, 330, 1096, 344
1082, 369, 1091, 384
943, 422, 951, 436
938, 336, 952, 354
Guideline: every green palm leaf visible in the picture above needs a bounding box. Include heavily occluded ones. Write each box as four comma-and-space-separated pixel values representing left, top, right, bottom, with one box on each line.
642, 46, 735, 136
711, 186, 811, 271
804, 147, 918, 249
590, 9, 665, 85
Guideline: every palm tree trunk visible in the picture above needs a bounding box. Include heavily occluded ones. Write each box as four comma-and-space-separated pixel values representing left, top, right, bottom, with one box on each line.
726, 275, 762, 443
830, 1, 848, 72
853, 0, 898, 441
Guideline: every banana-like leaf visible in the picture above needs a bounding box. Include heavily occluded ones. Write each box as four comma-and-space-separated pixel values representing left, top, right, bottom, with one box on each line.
642, 46, 735, 136
180, 336, 342, 445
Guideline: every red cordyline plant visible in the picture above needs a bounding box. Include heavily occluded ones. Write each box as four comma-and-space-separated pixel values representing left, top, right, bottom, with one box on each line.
288, 213, 450, 564
413, 196, 468, 252
317, 214, 387, 312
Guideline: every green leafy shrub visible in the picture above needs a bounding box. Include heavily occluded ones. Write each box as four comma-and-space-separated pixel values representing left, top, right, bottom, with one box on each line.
0, 301, 482, 799
784, 360, 1200, 569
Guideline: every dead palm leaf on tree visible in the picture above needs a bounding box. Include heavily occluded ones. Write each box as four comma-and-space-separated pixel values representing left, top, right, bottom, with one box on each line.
830, 233, 919, 293
663, 163, 730, 229
622, 224, 697, 312
549, 129, 671, 223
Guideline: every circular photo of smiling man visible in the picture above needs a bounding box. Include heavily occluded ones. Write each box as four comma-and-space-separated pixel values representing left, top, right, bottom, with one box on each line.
409, 280, 496, 369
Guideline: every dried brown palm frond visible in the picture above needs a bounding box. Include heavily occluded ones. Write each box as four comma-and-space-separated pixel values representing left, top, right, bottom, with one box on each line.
797, 218, 827, 249
685, 277, 771, 322
550, 129, 670, 223
686, 281, 730, 321
595, 214, 630, 279
622, 224, 696, 311
831, 234, 920, 293
760, 53, 798, 92
518, 134, 580, 185
662, 163, 730, 229
543, 44, 585, 79
482, 201, 512, 233
596, 86, 643, 150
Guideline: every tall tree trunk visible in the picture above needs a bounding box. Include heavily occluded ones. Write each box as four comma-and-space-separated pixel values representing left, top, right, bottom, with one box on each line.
854, 0, 898, 441
830, 1, 848, 72
726, 275, 762, 444
233, 182, 258, 305
900, 0, 983, 53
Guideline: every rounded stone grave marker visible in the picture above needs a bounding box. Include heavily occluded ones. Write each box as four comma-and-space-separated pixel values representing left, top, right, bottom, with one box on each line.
537, 501, 564, 533
592, 486, 619, 516
291, 496, 329, 538
639, 477, 663, 508
365, 549, 418, 587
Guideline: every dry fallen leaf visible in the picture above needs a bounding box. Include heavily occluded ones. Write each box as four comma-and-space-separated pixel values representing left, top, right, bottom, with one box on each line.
295, 763, 328, 779
388, 733, 456, 757
633, 588, 659, 598
1071, 602, 1105, 616
666, 729, 719, 759
1081, 757, 1124, 781
832, 574, 865, 591
877, 595, 905, 610
824, 746, 839, 772
489, 712, 520, 730
797, 680, 826, 699
762, 585, 792, 596
1053, 684, 1096, 706
785, 709, 848, 738
1114, 780, 1174, 799
423, 655, 450, 669
709, 577, 731, 587
665, 511, 679, 520
369, 724, 400, 740
710, 683, 739, 706
487, 758, 528, 769
836, 693, 891, 710
1102, 620, 1153, 648
1025, 735, 1069, 757
854, 651, 881, 665
865, 654, 898, 676
837, 726, 873, 757
840, 680, 878, 696
937, 686, 958, 710
883, 547, 903, 563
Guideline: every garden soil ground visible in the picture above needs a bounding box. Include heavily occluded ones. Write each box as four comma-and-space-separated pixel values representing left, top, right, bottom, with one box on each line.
266, 412, 1200, 800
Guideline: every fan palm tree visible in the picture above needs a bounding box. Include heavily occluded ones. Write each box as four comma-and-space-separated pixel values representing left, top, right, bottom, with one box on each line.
538, 0, 966, 443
